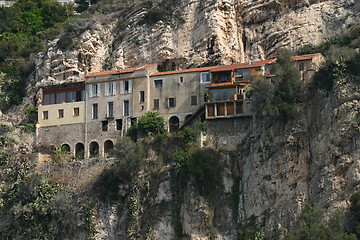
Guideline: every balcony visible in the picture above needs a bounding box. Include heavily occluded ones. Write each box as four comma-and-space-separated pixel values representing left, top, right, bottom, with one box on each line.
205, 100, 253, 119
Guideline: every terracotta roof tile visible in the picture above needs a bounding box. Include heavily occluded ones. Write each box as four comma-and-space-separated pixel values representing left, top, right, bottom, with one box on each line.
292, 53, 322, 61
85, 64, 157, 78
150, 66, 217, 77
209, 59, 276, 72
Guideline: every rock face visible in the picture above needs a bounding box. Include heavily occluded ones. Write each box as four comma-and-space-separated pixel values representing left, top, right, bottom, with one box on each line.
32, 0, 359, 86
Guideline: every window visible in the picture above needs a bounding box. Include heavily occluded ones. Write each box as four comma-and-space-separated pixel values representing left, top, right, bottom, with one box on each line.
168, 97, 176, 108
102, 121, 108, 131
139, 91, 145, 103
67, 91, 76, 102
58, 109, 64, 118
107, 102, 114, 118
92, 103, 98, 119
120, 80, 132, 94
43, 111, 48, 120
154, 99, 159, 110
105, 82, 116, 96
89, 84, 100, 97
123, 100, 129, 116
299, 62, 305, 71
116, 119, 123, 131
56, 92, 66, 104
200, 72, 211, 83
154, 79, 163, 88
235, 69, 251, 81
73, 107, 79, 117
179, 76, 184, 83
191, 95, 197, 106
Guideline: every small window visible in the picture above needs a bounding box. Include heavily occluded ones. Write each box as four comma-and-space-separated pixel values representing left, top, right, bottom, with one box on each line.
102, 121, 108, 131
154, 99, 159, 110
73, 107, 79, 117
116, 119, 123, 131
299, 62, 305, 71
139, 91, 145, 103
92, 103, 98, 119
154, 80, 163, 88
200, 72, 211, 83
179, 76, 184, 83
92, 84, 99, 97
169, 98, 176, 108
43, 111, 48, 120
124, 81, 129, 92
58, 109, 64, 118
123, 100, 130, 116
191, 95, 197, 106
107, 102, 114, 118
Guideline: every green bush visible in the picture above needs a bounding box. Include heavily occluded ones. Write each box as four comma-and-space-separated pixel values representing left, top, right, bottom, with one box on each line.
127, 112, 165, 140
283, 206, 358, 240
251, 48, 301, 119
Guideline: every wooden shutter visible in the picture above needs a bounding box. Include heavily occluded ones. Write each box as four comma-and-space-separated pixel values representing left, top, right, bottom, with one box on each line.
112, 82, 116, 95
89, 85, 93, 97
105, 83, 109, 96
128, 80, 132, 94
97, 84, 101, 96
120, 81, 124, 94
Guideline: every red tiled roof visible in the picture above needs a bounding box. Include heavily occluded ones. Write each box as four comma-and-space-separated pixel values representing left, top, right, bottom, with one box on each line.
209, 59, 276, 72
292, 53, 322, 61
208, 53, 322, 72
150, 66, 218, 77
85, 64, 157, 78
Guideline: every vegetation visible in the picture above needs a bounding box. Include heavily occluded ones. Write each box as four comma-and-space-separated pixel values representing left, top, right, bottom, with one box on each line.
0, 0, 74, 112
0, 157, 77, 239
138, 0, 186, 25
127, 112, 166, 140
283, 205, 358, 240
251, 48, 301, 119
298, 25, 360, 92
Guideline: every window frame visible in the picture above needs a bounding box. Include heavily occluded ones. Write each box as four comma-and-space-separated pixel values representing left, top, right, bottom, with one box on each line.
154, 79, 163, 88
153, 99, 159, 110
73, 107, 80, 117
191, 95, 198, 106
43, 111, 48, 120
58, 109, 64, 118
200, 72, 211, 83
168, 97, 176, 108
92, 103, 98, 119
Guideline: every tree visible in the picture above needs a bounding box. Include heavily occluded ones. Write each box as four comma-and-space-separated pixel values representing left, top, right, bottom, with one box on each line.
251, 48, 302, 119
129, 112, 165, 138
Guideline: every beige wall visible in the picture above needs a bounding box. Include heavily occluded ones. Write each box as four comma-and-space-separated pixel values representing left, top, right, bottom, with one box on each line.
148, 71, 209, 129
38, 101, 85, 127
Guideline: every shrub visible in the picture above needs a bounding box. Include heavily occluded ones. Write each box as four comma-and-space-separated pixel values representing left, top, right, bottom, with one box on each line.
251, 48, 301, 119
128, 112, 165, 140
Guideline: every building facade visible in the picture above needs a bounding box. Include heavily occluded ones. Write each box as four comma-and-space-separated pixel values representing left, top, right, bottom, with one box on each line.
36, 53, 324, 159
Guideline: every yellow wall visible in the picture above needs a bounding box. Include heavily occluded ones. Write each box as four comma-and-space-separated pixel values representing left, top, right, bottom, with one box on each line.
38, 101, 85, 127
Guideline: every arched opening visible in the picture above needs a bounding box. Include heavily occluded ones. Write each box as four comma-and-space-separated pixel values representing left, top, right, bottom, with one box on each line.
104, 140, 114, 158
62, 144, 70, 153
75, 143, 85, 159
185, 114, 193, 122
169, 116, 180, 132
89, 141, 99, 158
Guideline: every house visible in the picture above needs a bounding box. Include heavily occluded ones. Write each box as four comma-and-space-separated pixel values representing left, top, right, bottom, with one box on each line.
149, 66, 216, 131
0, 1, 14, 7
37, 81, 86, 158
84, 64, 157, 158
35, 53, 324, 159
204, 53, 325, 119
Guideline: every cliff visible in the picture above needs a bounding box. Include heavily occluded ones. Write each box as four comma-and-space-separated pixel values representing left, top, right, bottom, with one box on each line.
34, 0, 359, 86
